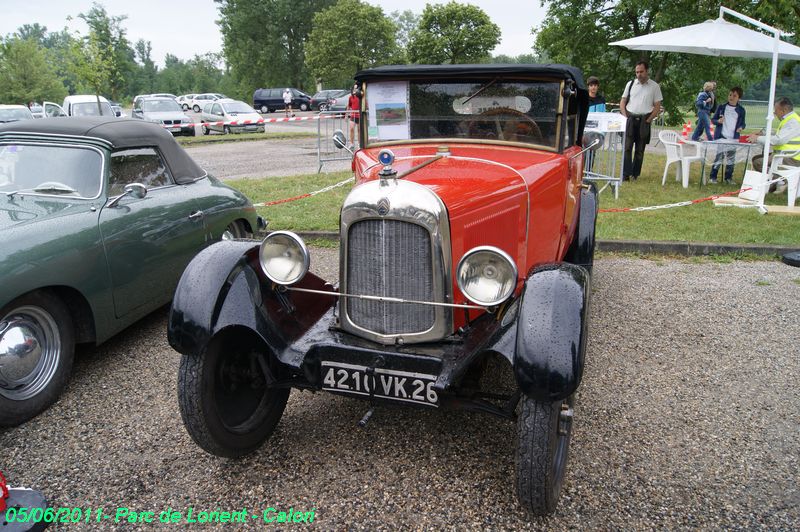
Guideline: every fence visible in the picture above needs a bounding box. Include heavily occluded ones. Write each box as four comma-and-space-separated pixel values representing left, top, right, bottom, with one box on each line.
317, 110, 358, 172
738, 99, 769, 130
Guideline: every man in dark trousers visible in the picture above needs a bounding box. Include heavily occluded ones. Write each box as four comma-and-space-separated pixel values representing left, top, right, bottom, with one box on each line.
620, 61, 663, 181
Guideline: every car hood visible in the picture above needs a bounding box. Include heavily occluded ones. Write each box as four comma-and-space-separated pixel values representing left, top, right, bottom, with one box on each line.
0, 194, 91, 232
143, 111, 189, 121
226, 112, 261, 122
354, 143, 562, 216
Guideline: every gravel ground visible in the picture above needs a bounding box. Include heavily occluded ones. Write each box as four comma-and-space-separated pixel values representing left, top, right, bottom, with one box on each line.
2, 254, 798, 530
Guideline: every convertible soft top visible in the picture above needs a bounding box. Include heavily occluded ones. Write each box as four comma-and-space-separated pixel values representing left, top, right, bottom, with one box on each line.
355, 64, 586, 89
0, 117, 205, 184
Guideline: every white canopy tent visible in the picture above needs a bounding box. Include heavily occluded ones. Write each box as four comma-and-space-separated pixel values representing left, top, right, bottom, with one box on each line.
611, 6, 800, 210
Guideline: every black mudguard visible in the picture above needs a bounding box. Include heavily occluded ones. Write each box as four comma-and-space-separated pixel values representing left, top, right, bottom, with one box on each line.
167, 240, 335, 361
564, 182, 598, 273
513, 263, 590, 402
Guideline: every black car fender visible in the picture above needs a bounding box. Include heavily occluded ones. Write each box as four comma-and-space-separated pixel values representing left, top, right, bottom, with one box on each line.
564, 182, 598, 273
512, 263, 590, 402
167, 240, 335, 359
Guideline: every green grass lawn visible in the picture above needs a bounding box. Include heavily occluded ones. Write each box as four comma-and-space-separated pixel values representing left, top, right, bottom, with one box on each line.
228, 152, 800, 245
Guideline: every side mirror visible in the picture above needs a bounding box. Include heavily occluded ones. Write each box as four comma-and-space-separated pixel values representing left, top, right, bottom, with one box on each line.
332, 129, 347, 150
107, 182, 147, 208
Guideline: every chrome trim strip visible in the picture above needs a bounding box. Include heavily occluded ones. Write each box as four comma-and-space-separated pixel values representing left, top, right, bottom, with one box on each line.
287, 286, 485, 310
340, 179, 453, 345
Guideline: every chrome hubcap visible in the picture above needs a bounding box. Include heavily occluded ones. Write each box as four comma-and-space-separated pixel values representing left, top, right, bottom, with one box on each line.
0, 306, 60, 400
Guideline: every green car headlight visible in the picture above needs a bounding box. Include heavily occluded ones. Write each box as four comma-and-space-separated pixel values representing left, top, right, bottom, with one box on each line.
258, 231, 309, 285
456, 246, 518, 306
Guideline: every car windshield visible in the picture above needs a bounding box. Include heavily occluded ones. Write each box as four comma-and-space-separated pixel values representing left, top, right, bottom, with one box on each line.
222, 102, 255, 114
71, 101, 115, 117
0, 144, 102, 198
0, 108, 33, 122
363, 79, 562, 148
142, 99, 182, 113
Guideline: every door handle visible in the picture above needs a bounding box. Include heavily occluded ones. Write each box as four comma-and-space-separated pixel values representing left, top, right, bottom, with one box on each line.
189, 210, 204, 220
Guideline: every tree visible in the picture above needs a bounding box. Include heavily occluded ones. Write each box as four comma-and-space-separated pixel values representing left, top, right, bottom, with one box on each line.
534, 0, 769, 123
76, 3, 136, 100
306, 0, 399, 87
391, 9, 419, 62
133, 39, 158, 94
0, 38, 67, 103
407, 2, 500, 64
216, 0, 335, 93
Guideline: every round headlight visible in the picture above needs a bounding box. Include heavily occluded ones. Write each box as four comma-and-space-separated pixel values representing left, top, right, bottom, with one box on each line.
456, 246, 518, 306
258, 231, 310, 285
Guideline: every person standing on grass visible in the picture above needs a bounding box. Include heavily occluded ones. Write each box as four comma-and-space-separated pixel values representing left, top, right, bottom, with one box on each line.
709, 87, 746, 184
692, 81, 716, 142
620, 60, 663, 181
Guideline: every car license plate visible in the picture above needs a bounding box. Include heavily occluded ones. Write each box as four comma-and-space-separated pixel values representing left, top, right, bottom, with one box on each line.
321, 361, 438, 407
169, 126, 181, 132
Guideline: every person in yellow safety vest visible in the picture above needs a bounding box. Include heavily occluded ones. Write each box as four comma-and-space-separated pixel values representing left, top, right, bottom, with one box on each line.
750, 96, 800, 193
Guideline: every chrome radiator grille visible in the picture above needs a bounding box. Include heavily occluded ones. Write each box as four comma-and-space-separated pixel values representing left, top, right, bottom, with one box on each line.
346, 219, 435, 335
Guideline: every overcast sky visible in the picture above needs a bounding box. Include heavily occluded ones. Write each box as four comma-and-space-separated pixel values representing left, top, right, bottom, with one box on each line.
0, 0, 547, 66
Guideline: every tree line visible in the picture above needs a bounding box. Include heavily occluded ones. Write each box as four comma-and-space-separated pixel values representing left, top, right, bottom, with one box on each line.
1, 0, 797, 124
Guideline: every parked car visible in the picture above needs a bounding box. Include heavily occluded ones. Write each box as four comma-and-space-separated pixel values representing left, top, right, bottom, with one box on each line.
109, 101, 127, 118
325, 89, 351, 113
0, 105, 34, 123
200, 99, 264, 135
177, 94, 196, 111
252, 88, 311, 113
190, 93, 226, 113
0, 117, 264, 426
28, 103, 45, 119
132, 97, 195, 136
168, 64, 597, 517
46, 95, 115, 118
310, 89, 346, 111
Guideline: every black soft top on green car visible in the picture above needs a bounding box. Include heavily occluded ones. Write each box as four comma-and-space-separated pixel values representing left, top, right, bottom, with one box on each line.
0, 117, 205, 184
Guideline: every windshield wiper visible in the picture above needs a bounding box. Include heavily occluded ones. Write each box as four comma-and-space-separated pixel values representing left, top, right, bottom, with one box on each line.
461, 78, 499, 105
31, 183, 79, 195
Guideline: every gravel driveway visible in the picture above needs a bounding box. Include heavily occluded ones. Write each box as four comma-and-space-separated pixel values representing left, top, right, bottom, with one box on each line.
2, 254, 798, 529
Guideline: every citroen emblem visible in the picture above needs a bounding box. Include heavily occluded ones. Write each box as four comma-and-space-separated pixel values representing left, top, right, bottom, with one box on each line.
377, 198, 390, 216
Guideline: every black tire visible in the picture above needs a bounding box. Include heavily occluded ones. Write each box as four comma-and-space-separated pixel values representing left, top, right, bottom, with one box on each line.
0, 292, 75, 426
193, 104, 201, 113
223, 125, 231, 135
177, 334, 289, 457
515, 395, 574, 516
260, 105, 268, 114
222, 220, 252, 240
182, 103, 189, 111
319, 103, 328, 112
299, 102, 309, 112
781, 251, 800, 267
201, 123, 209, 136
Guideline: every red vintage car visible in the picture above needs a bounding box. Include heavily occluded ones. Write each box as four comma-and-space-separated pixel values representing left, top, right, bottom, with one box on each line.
168, 64, 597, 516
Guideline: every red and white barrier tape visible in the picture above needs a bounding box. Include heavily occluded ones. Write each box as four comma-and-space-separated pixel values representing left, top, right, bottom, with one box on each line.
253, 177, 355, 207
0, 471, 8, 512
598, 188, 750, 213
161, 113, 343, 130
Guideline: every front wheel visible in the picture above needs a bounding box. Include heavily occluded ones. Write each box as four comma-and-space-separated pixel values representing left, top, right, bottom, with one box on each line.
0, 292, 75, 426
223, 125, 231, 135
260, 105, 268, 114
515, 394, 574, 516
193, 105, 201, 113
177, 334, 289, 457
299, 103, 309, 112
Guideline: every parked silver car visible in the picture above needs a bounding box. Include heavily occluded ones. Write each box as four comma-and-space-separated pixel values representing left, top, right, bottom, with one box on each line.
200, 99, 264, 135
132, 97, 195, 136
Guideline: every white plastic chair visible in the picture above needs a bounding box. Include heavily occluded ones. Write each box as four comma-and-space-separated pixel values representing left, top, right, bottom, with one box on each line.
659, 130, 704, 188
770, 150, 800, 207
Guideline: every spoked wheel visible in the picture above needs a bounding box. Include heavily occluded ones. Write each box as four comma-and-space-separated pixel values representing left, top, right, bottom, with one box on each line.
221, 220, 252, 241
0, 292, 75, 426
201, 123, 210, 136
177, 334, 289, 457
515, 394, 574, 516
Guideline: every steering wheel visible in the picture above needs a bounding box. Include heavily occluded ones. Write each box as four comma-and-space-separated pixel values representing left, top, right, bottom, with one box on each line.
467, 108, 544, 143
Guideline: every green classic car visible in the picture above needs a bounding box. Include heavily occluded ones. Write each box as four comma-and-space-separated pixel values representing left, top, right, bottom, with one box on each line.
0, 117, 263, 426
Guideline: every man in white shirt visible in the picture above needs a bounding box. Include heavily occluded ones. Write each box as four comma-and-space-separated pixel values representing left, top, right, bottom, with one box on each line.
620, 60, 663, 181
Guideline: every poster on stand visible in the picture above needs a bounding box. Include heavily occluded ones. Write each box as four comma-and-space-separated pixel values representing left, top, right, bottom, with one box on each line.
367, 81, 410, 141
